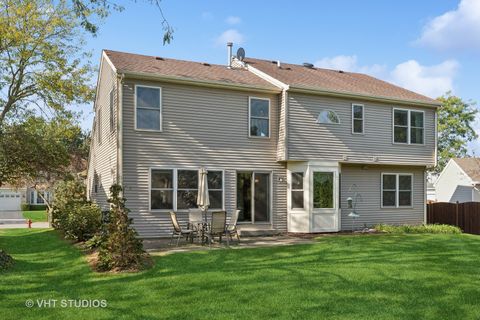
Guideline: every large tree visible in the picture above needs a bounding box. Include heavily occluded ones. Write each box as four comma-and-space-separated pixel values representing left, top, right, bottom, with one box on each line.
0, 0, 94, 125
435, 92, 478, 173
72, 0, 174, 44
0, 114, 88, 209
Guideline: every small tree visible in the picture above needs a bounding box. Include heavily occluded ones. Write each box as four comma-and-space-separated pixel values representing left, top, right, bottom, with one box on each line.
98, 184, 147, 271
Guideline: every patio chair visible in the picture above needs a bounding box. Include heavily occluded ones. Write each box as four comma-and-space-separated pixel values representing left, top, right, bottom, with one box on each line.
169, 211, 195, 246
188, 208, 204, 242
226, 210, 240, 243
206, 211, 228, 247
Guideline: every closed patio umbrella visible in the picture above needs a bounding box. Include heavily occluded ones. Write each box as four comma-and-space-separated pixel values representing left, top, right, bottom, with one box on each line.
197, 167, 210, 221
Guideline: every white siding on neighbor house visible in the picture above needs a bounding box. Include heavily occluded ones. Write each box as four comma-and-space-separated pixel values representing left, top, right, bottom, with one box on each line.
86, 58, 118, 210
435, 160, 474, 203
340, 164, 426, 229
287, 93, 436, 166
121, 80, 287, 238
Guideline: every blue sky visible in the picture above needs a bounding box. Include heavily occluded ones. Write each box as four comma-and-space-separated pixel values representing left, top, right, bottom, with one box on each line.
81, 0, 480, 152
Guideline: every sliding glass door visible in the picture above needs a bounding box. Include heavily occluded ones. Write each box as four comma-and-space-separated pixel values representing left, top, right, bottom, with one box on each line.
236, 171, 271, 223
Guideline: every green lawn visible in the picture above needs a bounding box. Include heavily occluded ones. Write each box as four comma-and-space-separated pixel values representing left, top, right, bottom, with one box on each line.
1, 229, 480, 320
21, 210, 47, 222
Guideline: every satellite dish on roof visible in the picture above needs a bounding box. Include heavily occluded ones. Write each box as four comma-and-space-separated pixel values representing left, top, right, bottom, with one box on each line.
237, 47, 245, 61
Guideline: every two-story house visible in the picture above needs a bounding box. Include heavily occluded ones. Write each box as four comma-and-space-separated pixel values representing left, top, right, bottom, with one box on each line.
87, 47, 438, 238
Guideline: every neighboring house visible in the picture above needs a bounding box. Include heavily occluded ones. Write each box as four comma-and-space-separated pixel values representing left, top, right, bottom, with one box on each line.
0, 185, 51, 211
87, 47, 438, 238
435, 158, 480, 203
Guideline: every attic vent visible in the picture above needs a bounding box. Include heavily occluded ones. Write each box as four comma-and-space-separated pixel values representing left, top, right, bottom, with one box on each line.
155, 57, 164, 61
303, 62, 314, 69
202, 63, 211, 66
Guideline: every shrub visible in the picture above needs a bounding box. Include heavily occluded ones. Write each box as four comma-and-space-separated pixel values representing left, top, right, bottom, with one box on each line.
62, 203, 101, 241
20, 203, 30, 211
29, 205, 47, 211
85, 234, 105, 250
51, 180, 87, 230
0, 250, 14, 271
97, 184, 148, 271
374, 224, 462, 234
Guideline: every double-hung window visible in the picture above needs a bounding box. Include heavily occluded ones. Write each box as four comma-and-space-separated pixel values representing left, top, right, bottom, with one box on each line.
291, 172, 304, 209
136, 85, 162, 131
352, 104, 364, 134
150, 169, 224, 210
382, 173, 413, 207
249, 97, 270, 137
393, 109, 424, 144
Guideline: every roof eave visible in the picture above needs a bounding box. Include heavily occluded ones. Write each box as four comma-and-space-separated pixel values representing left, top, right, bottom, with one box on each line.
288, 85, 441, 108
118, 70, 282, 94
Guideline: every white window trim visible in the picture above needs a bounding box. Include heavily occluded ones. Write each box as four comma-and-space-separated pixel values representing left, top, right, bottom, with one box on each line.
248, 96, 271, 139
149, 167, 225, 212
392, 108, 425, 145
351, 103, 364, 134
134, 85, 163, 132
290, 172, 305, 210
381, 173, 413, 208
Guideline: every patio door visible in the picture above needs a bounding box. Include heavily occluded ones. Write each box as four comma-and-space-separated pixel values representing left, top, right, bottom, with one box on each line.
236, 171, 271, 223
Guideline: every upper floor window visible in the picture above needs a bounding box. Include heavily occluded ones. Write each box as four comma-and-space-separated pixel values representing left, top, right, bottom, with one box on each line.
317, 110, 340, 124
352, 104, 364, 134
249, 97, 270, 138
382, 173, 412, 207
393, 109, 424, 144
109, 88, 115, 132
136, 85, 162, 131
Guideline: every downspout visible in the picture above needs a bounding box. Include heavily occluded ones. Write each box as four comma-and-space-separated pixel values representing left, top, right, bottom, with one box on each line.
116, 73, 124, 187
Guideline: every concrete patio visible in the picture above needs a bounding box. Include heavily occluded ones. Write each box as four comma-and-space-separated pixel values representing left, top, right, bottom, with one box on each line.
144, 234, 316, 255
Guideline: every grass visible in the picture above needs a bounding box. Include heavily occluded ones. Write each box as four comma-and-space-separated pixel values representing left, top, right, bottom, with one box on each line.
22, 210, 47, 222
1, 230, 480, 319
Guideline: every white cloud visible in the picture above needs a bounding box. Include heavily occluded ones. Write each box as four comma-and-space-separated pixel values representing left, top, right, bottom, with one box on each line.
214, 29, 245, 46
415, 0, 480, 51
314, 55, 387, 78
225, 16, 241, 25
390, 59, 459, 98
315, 54, 459, 98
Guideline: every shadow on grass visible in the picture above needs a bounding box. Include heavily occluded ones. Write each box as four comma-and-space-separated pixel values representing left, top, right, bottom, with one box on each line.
1, 229, 480, 319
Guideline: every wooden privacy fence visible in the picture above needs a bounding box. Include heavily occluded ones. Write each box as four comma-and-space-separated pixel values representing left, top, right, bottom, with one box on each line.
427, 202, 480, 235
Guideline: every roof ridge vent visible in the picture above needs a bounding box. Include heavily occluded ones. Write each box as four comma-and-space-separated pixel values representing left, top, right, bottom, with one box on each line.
338, 70, 344, 73
155, 57, 164, 61
202, 62, 211, 66
303, 62, 314, 69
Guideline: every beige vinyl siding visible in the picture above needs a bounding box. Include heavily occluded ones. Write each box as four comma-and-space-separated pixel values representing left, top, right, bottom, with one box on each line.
121, 80, 287, 238
86, 58, 118, 209
287, 93, 436, 165
340, 164, 425, 229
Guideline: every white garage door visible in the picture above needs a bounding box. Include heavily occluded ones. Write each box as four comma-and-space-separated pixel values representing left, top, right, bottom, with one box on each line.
0, 191, 22, 211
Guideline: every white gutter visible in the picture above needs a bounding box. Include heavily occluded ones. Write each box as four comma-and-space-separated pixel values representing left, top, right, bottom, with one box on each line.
288, 86, 441, 108
119, 70, 281, 94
